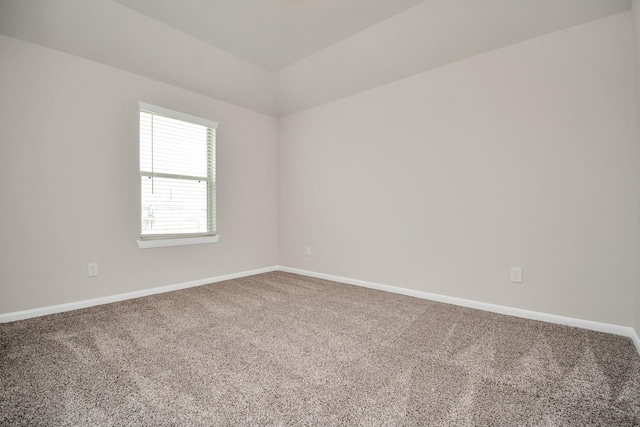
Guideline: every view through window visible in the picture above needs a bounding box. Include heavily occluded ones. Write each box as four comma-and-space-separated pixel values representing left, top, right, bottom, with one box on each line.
139, 103, 217, 240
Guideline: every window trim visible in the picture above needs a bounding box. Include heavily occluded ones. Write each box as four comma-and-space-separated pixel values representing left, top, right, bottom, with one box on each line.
139, 102, 218, 130
137, 102, 219, 248
136, 235, 219, 249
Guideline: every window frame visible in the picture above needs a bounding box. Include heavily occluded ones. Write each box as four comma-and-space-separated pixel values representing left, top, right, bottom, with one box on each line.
136, 102, 219, 249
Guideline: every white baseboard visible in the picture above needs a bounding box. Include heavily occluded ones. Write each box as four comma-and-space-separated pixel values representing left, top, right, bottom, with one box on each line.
3, 264, 640, 356
631, 329, 640, 356
278, 266, 640, 354
0, 266, 279, 323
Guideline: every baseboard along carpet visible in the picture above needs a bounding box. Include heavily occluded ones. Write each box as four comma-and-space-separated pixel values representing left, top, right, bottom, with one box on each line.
1, 271, 639, 425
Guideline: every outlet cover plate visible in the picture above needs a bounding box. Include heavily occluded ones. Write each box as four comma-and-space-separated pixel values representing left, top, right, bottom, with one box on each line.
511, 267, 522, 283
88, 263, 98, 277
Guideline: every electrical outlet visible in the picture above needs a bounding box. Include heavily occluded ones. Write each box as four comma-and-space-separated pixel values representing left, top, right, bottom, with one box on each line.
510, 267, 522, 283
88, 263, 99, 277
305, 246, 311, 257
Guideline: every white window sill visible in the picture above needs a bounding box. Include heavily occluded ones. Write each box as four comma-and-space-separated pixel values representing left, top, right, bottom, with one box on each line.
137, 235, 220, 249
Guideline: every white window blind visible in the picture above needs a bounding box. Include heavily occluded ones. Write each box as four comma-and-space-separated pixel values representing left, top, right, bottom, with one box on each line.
139, 103, 217, 240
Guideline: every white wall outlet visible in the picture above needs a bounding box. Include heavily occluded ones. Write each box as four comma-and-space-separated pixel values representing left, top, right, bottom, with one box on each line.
305, 246, 311, 257
510, 267, 522, 283
88, 262, 99, 277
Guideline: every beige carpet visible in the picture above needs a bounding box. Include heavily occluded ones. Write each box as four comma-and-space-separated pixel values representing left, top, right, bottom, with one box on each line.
1, 271, 639, 426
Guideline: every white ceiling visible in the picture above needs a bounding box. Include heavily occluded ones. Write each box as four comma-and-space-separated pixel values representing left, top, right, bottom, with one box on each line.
115, 0, 424, 71
276, 0, 632, 114
113, 0, 427, 71
0, 0, 632, 115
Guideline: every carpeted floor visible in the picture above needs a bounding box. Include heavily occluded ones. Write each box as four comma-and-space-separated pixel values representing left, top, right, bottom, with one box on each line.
1, 271, 639, 426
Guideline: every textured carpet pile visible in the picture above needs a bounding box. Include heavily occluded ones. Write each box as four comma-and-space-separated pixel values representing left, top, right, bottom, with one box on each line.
1, 271, 639, 425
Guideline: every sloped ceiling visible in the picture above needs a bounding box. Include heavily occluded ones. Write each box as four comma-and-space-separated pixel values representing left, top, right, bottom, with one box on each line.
275, 0, 632, 114
113, 0, 427, 71
0, 0, 631, 116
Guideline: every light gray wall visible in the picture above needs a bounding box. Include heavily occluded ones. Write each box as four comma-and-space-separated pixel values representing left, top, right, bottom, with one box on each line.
1, 8, 637, 332
278, 13, 638, 327
0, 35, 279, 313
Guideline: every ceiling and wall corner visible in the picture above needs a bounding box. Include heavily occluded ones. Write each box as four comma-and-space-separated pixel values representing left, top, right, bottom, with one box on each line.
275, 0, 631, 115
112, 0, 427, 71
0, 0, 631, 116
0, 0, 277, 115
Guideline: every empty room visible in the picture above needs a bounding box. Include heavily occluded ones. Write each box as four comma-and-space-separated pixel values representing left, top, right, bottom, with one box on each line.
1, 0, 640, 424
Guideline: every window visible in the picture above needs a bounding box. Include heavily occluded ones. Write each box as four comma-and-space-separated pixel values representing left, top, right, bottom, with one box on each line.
137, 103, 218, 248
